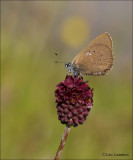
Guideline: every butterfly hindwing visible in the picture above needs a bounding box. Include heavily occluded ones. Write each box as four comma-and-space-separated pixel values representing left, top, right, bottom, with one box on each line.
72, 32, 114, 75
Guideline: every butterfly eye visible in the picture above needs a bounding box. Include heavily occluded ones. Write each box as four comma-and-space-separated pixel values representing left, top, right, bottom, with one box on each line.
65, 64, 68, 68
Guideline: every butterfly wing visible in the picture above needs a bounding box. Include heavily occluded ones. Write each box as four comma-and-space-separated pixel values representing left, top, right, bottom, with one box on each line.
72, 32, 114, 75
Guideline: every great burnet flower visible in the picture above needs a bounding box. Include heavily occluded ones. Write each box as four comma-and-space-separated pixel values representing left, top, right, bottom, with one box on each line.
55, 75, 93, 127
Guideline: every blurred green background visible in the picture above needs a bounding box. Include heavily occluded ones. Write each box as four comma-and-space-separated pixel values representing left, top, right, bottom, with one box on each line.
1, 1, 132, 159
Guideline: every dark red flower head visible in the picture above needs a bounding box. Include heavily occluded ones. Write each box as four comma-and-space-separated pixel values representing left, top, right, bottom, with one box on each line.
55, 75, 93, 127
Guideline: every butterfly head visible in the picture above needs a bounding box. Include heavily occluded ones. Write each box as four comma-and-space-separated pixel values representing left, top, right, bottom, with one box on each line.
65, 62, 81, 76
65, 62, 73, 72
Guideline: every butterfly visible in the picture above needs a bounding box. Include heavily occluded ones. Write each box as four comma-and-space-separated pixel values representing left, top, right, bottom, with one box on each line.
65, 32, 114, 76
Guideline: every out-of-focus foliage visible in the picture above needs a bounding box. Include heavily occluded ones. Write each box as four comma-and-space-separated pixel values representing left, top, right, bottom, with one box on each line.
1, 1, 132, 159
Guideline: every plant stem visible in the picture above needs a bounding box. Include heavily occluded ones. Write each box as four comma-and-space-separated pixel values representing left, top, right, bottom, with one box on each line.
54, 126, 71, 160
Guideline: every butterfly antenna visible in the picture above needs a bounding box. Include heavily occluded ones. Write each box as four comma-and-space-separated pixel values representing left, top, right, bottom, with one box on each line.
55, 61, 66, 64
54, 52, 68, 64
55, 52, 58, 56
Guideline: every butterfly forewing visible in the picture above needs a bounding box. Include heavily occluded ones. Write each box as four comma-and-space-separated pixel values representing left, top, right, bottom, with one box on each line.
72, 32, 114, 75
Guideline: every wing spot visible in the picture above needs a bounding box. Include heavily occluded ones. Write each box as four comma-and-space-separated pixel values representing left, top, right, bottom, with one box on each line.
86, 52, 92, 56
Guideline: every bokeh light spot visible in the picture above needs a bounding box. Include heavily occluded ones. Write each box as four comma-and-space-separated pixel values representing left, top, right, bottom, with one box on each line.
60, 16, 90, 47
